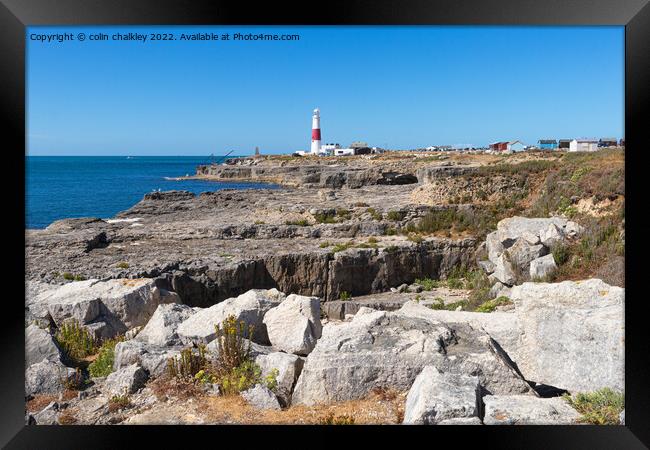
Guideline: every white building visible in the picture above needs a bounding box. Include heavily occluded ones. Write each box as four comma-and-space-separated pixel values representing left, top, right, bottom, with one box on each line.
569, 139, 598, 152
334, 148, 355, 156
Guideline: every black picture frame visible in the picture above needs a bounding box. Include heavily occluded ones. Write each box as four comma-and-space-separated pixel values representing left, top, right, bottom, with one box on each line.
2, 0, 648, 447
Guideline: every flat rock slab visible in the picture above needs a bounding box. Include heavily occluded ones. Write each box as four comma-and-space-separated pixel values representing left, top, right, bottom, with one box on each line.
483, 395, 580, 425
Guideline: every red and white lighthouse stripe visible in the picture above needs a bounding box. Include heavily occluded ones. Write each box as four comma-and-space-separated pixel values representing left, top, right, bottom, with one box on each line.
311, 108, 321, 155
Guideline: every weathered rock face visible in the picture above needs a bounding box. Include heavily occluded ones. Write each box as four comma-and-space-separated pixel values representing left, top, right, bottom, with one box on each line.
29, 279, 181, 339
291, 309, 532, 406
403, 366, 480, 425
263, 295, 322, 356
104, 364, 148, 396
113, 340, 183, 378
482, 395, 580, 425
25, 324, 61, 367
482, 216, 582, 287
510, 279, 624, 393
25, 360, 75, 396
241, 384, 282, 410
176, 289, 285, 345
135, 303, 196, 346
255, 352, 304, 407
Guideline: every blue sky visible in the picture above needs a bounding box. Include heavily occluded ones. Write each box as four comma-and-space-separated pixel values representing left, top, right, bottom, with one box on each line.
27, 26, 624, 155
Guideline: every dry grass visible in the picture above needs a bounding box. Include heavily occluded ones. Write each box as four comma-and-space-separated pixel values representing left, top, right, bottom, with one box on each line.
57, 409, 77, 425
26, 395, 57, 413
198, 388, 406, 425
149, 376, 205, 402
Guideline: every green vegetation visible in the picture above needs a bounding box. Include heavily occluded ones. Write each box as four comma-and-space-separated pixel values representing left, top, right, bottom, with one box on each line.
88, 336, 123, 377
167, 345, 208, 380
331, 242, 354, 253
285, 219, 310, 226
55, 320, 96, 364
314, 212, 337, 223
414, 277, 439, 291
62, 272, 86, 281
354, 202, 369, 207
336, 208, 351, 220
264, 368, 280, 392
339, 291, 351, 301
385, 227, 397, 236
254, 220, 266, 225
406, 233, 424, 244
108, 394, 132, 412
366, 208, 383, 221
563, 388, 624, 425
475, 296, 513, 313
429, 298, 468, 311
387, 210, 406, 221
367, 237, 379, 244
116, 262, 129, 269
383, 245, 399, 253
319, 241, 331, 248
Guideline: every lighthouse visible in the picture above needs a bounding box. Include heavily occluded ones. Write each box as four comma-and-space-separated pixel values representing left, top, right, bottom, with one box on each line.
311, 108, 321, 155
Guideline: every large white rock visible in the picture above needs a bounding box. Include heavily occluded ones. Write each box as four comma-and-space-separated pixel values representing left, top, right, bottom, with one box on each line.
176, 289, 285, 345
403, 366, 480, 424
505, 238, 547, 270
539, 223, 564, 248
135, 303, 195, 346
25, 360, 76, 396
255, 352, 304, 406
291, 309, 532, 406
529, 254, 557, 280
32, 279, 181, 338
241, 384, 281, 410
483, 395, 580, 425
25, 324, 61, 367
495, 216, 577, 247
104, 363, 148, 396
492, 254, 517, 286
263, 294, 322, 355
510, 279, 624, 393
113, 339, 184, 378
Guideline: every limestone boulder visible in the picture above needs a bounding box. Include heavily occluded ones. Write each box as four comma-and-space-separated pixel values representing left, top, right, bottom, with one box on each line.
492, 254, 516, 286
113, 339, 183, 378
25, 324, 61, 367
505, 238, 547, 270
32, 279, 181, 339
510, 279, 624, 393
403, 366, 480, 425
26, 360, 76, 396
241, 384, 281, 410
483, 395, 580, 425
176, 288, 285, 345
255, 352, 304, 406
263, 294, 322, 355
495, 216, 577, 248
529, 254, 557, 280
104, 363, 148, 396
291, 308, 532, 406
135, 303, 195, 346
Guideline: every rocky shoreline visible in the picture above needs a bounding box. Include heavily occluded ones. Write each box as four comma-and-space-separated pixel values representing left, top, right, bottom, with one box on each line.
25, 151, 625, 425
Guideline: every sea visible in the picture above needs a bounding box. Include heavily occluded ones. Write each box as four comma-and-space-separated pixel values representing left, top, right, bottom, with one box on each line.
26, 156, 280, 230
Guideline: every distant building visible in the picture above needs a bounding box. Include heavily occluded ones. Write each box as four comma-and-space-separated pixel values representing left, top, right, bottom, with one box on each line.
371, 147, 387, 154
619, 138, 625, 147
334, 148, 355, 156
538, 139, 558, 150
425, 145, 453, 151
599, 138, 618, 147
558, 139, 572, 150
350, 141, 368, 149
489, 141, 526, 152
254, 146, 260, 156
569, 139, 598, 152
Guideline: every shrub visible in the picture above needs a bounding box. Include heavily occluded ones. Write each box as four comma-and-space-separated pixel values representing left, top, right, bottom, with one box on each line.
285, 219, 310, 226
62, 272, 85, 281
217, 359, 262, 396
367, 237, 378, 244
214, 316, 253, 373
314, 212, 337, 223
336, 208, 351, 220
319, 413, 355, 425
414, 278, 439, 291
108, 394, 132, 413
563, 388, 624, 425
475, 296, 513, 313
167, 345, 208, 380
319, 241, 331, 248
387, 210, 405, 221
366, 208, 383, 221
385, 227, 397, 236
55, 320, 97, 364
88, 336, 124, 377
331, 242, 354, 253
384, 245, 399, 253
116, 262, 129, 269
339, 291, 351, 301
264, 368, 280, 392
429, 298, 468, 311
254, 220, 265, 225
407, 233, 424, 244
